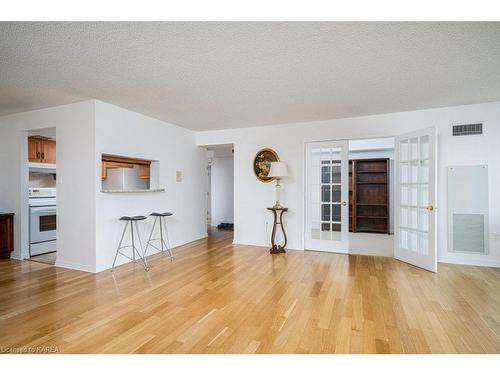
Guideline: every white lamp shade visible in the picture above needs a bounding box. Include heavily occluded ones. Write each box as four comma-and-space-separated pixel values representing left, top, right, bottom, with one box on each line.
269, 162, 288, 178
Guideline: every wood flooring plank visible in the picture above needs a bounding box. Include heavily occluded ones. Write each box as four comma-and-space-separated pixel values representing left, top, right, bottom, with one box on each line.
0, 229, 499, 353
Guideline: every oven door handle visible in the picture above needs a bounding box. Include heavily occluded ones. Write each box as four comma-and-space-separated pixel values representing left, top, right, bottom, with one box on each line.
31, 208, 56, 215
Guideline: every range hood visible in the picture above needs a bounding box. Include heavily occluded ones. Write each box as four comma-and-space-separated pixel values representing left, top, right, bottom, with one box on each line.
29, 162, 56, 173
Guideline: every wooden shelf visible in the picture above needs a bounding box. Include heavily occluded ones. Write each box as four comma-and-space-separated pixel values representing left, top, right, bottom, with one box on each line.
350, 158, 390, 234
355, 227, 388, 233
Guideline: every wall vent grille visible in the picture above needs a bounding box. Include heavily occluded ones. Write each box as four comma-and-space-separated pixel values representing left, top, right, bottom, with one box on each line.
452, 123, 482, 136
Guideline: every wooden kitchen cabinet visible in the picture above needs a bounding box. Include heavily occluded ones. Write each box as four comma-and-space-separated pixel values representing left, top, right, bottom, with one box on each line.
101, 154, 151, 181
0, 213, 14, 260
28, 137, 41, 162
28, 136, 56, 164
41, 139, 56, 164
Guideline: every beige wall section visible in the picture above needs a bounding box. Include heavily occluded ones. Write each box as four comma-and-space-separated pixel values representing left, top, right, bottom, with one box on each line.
0, 101, 96, 272
196, 101, 500, 267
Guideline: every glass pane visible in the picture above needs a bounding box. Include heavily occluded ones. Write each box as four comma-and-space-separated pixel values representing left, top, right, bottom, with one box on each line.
321, 223, 331, 241
410, 208, 418, 230
420, 184, 429, 207
420, 135, 429, 159
410, 231, 418, 252
400, 140, 409, 161
410, 162, 418, 183
321, 185, 330, 202
410, 185, 418, 206
40, 215, 56, 232
400, 229, 409, 249
401, 163, 409, 183
321, 148, 331, 168
331, 204, 341, 222
420, 159, 429, 183
419, 232, 429, 255
321, 165, 331, 183
400, 185, 408, 205
331, 148, 341, 164
331, 165, 341, 184
400, 207, 408, 227
419, 208, 429, 232
332, 185, 341, 203
321, 204, 330, 221
410, 137, 418, 161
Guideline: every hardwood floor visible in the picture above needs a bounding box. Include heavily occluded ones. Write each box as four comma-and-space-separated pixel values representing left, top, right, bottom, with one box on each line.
29, 251, 57, 265
1, 229, 499, 354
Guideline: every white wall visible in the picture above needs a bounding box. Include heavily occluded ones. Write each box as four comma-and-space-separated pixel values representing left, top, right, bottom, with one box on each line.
210, 156, 234, 226
0, 101, 97, 272
94, 101, 207, 272
0, 100, 207, 273
196, 101, 500, 267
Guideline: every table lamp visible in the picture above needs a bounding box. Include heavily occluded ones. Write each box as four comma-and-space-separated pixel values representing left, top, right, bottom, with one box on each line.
268, 161, 288, 209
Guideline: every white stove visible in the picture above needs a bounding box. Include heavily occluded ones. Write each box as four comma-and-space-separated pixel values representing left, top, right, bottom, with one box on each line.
29, 188, 56, 256
29, 187, 56, 205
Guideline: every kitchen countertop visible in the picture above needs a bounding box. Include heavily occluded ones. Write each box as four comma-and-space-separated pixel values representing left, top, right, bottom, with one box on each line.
101, 188, 165, 193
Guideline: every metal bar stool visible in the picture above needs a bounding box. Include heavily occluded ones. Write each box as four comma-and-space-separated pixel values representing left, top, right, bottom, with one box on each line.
144, 212, 174, 261
112, 216, 150, 271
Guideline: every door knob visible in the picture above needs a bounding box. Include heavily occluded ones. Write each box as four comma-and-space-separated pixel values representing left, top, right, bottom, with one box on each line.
426, 205, 435, 211
341, 201, 347, 206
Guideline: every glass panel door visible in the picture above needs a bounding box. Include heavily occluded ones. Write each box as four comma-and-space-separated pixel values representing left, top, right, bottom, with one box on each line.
395, 128, 437, 272
305, 140, 349, 253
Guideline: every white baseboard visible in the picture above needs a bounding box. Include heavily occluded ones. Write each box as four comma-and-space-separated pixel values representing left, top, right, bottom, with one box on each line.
55, 260, 95, 273
438, 257, 500, 268
95, 233, 209, 273
232, 240, 303, 251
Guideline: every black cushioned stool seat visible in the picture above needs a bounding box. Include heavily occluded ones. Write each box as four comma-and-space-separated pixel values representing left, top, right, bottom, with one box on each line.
120, 216, 147, 221
150, 212, 173, 217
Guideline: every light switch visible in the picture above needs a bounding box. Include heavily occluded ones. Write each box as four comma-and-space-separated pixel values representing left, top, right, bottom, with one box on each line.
176, 171, 182, 182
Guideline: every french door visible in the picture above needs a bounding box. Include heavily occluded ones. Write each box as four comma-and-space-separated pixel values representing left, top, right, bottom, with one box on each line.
305, 140, 349, 253
395, 127, 437, 272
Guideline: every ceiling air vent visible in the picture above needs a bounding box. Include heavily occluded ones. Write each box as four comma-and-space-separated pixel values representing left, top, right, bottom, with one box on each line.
452, 123, 482, 136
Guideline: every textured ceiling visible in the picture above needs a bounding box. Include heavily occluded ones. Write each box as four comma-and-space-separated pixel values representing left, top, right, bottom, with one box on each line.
1, 22, 500, 130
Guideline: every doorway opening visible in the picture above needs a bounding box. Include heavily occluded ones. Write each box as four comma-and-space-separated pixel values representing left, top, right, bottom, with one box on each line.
26, 127, 57, 265
204, 144, 234, 242
304, 128, 437, 272
348, 137, 395, 257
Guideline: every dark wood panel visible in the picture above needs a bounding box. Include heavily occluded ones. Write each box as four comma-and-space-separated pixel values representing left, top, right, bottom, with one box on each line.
0, 214, 14, 259
349, 158, 390, 234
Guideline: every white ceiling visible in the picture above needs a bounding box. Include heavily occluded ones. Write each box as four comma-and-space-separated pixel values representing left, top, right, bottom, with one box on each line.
1, 22, 500, 131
